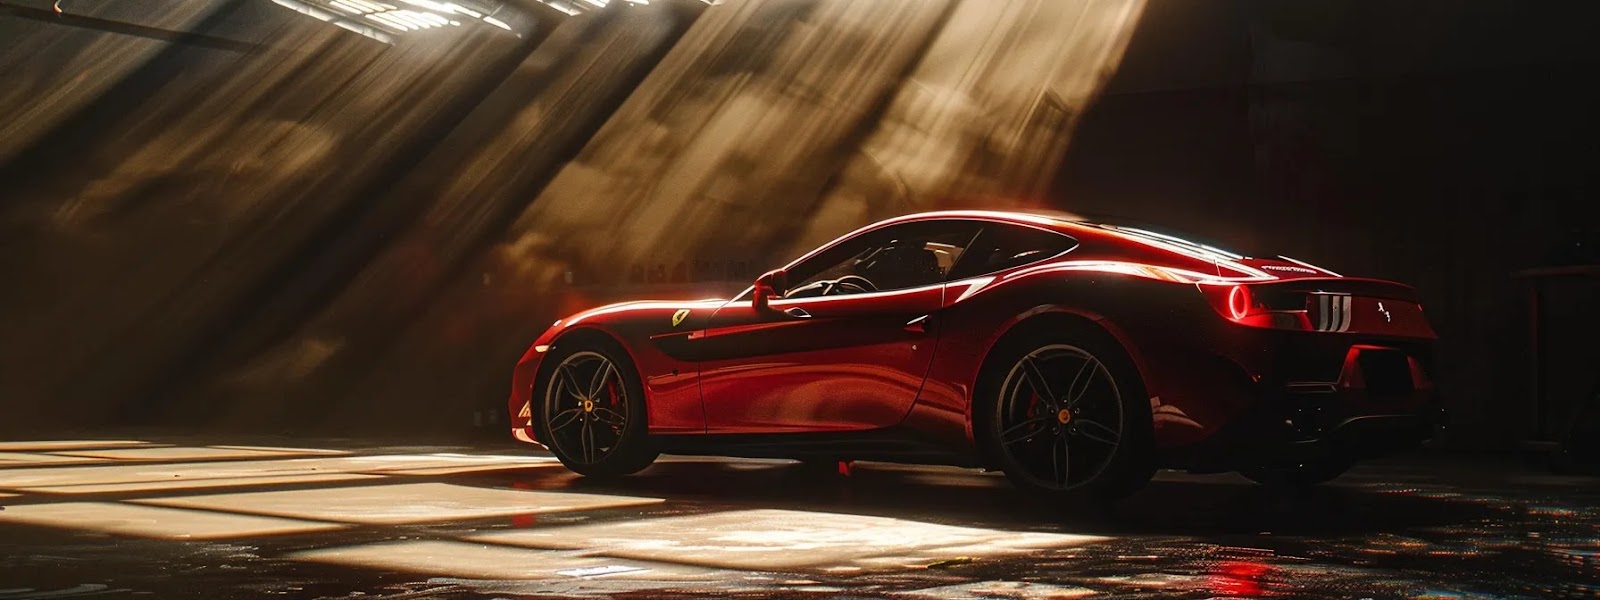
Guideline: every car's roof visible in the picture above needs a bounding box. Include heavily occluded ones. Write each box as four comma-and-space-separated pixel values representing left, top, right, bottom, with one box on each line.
875, 209, 1087, 229
870, 209, 1112, 239
870, 209, 1254, 263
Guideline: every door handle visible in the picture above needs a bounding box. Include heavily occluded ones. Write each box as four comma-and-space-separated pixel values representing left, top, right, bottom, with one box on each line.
784, 307, 812, 319
904, 314, 930, 333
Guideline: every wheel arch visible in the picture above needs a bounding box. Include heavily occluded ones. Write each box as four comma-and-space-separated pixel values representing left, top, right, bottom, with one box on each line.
545, 325, 630, 357
530, 325, 646, 433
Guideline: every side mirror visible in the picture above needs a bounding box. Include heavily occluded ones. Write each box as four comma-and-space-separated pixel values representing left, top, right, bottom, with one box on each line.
752, 268, 787, 311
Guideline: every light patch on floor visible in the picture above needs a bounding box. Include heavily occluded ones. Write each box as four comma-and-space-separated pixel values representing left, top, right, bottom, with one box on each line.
50, 446, 321, 461
1094, 572, 1206, 589
208, 445, 350, 455
340, 453, 559, 475
0, 452, 108, 465
374, 460, 560, 477
0, 454, 553, 490
320, 453, 557, 475
289, 540, 718, 580
895, 581, 1099, 598
0, 440, 155, 452
343, 452, 553, 464
469, 508, 1107, 571
0, 459, 322, 489
136, 482, 664, 525
0, 501, 346, 539
23, 472, 387, 495
0, 492, 17, 498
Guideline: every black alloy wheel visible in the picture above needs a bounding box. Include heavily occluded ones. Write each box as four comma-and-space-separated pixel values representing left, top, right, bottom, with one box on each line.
537, 342, 657, 477
981, 325, 1155, 503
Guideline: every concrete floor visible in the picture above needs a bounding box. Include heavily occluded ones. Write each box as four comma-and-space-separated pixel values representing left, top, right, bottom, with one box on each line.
0, 437, 1596, 599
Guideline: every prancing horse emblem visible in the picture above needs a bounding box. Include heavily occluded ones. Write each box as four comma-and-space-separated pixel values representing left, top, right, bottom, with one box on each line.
671, 309, 690, 327
1377, 301, 1391, 323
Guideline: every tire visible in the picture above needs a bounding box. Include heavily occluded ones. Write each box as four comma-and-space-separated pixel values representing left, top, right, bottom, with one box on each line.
533, 337, 658, 478
1239, 458, 1351, 488
977, 322, 1156, 503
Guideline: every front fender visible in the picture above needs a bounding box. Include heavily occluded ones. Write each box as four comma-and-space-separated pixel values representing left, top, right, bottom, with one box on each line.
508, 299, 726, 442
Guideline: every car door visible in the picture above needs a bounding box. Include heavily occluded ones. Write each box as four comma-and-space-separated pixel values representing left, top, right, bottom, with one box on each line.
695, 220, 982, 433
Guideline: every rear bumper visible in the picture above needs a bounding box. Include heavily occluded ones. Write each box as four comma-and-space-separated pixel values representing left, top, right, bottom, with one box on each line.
1165, 399, 1441, 470
1161, 339, 1444, 471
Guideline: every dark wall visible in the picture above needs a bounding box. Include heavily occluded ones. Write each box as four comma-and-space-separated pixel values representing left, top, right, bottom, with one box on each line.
1053, 0, 1600, 449
0, 0, 702, 434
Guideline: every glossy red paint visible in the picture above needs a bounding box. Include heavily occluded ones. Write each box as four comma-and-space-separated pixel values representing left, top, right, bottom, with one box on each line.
697, 284, 943, 433
508, 210, 1440, 470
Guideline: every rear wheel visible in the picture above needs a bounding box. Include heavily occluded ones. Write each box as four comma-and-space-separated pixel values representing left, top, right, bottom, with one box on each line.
535, 341, 658, 478
1239, 458, 1351, 487
979, 325, 1155, 503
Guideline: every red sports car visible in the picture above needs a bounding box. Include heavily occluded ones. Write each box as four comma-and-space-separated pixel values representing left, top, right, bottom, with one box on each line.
508, 210, 1440, 500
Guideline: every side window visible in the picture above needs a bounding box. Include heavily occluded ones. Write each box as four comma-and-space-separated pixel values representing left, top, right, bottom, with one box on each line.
947, 223, 1077, 280
784, 220, 981, 298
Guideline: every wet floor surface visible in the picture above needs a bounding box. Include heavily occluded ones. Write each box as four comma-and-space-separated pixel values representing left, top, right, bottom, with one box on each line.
0, 437, 1596, 599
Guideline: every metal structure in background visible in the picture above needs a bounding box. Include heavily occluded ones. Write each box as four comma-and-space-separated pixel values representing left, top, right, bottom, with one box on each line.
273, 0, 705, 42
1515, 265, 1600, 468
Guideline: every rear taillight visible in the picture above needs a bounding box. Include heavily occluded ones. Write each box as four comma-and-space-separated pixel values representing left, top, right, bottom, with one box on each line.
1198, 278, 1433, 337
1227, 285, 1253, 319
1200, 284, 1313, 330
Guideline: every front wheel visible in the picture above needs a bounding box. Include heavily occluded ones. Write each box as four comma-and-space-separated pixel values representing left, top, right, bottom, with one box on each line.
979, 326, 1155, 503
534, 340, 658, 478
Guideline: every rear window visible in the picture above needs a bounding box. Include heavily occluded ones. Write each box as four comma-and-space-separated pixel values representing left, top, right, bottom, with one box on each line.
1074, 216, 1256, 260
948, 223, 1078, 280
